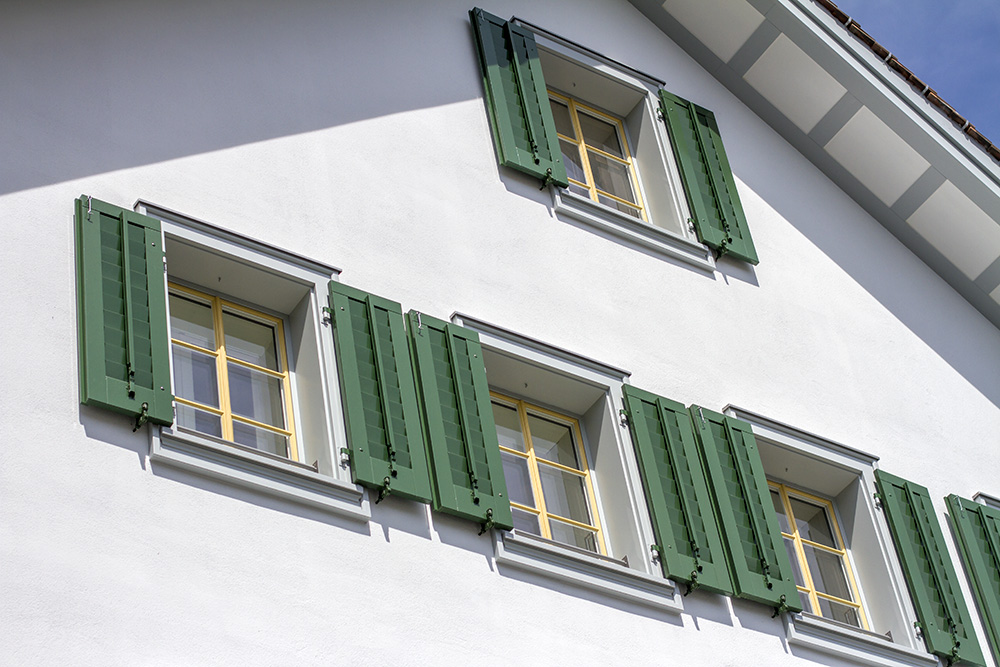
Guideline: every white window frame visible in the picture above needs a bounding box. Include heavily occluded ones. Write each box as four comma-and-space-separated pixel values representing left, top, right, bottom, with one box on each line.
519, 20, 716, 272
725, 406, 937, 667
138, 200, 369, 522
453, 312, 681, 613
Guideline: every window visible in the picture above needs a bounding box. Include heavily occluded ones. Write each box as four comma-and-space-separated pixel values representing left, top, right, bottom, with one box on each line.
168, 284, 297, 460
727, 406, 944, 667
73, 196, 367, 519
548, 92, 647, 222
770, 482, 868, 629
492, 393, 604, 554
470, 8, 759, 268
453, 313, 680, 612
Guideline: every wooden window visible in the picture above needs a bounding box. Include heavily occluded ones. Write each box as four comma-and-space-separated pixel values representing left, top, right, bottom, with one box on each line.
549, 91, 647, 222
770, 482, 868, 628
168, 283, 297, 460
491, 393, 604, 553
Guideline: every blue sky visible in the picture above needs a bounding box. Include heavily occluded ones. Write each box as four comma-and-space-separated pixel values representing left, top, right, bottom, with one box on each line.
832, 0, 1000, 143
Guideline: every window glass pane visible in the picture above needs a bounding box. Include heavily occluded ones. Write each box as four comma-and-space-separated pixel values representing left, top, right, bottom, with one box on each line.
567, 182, 590, 198
172, 344, 219, 408
512, 507, 541, 537
789, 496, 837, 548
538, 464, 591, 524
233, 420, 289, 457
527, 414, 579, 468
223, 311, 278, 371
228, 363, 285, 428
549, 517, 599, 553
492, 402, 525, 452
798, 589, 813, 614
170, 293, 215, 350
772, 490, 790, 533
578, 112, 623, 158
595, 195, 642, 219
784, 536, 805, 588
502, 451, 535, 508
175, 403, 222, 439
549, 98, 575, 138
802, 543, 853, 600
817, 597, 862, 628
559, 138, 586, 183
589, 151, 636, 204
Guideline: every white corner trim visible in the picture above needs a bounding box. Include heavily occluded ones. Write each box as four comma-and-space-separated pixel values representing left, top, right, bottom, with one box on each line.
552, 188, 716, 272
785, 613, 938, 667
494, 531, 682, 612
151, 427, 370, 522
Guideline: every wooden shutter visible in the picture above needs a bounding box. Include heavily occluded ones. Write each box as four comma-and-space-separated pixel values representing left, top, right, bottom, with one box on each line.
691, 405, 800, 611
660, 90, 758, 264
876, 472, 984, 665
407, 311, 513, 532
75, 196, 173, 427
948, 495, 1000, 665
622, 385, 733, 595
470, 7, 568, 188
328, 282, 431, 503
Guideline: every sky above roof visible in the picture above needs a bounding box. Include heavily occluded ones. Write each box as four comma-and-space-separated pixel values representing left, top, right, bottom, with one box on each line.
833, 0, 1000, 142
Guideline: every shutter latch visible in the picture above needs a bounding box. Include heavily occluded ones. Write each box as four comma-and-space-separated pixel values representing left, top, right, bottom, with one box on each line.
375, 476, 392, 504
539, 168, 557, 190
771, 594, 791, 618
132, 402, 149, 432
477, 508, 495, 536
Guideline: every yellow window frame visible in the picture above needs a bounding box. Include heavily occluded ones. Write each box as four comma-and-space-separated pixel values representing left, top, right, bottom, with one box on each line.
770, 481, 868, 629
549, 89, 648, 222
491, 392, 606, 555
168, 282, 299, 461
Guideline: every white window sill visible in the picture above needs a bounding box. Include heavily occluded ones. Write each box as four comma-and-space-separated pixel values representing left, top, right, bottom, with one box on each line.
785, 612, 938, 667
552, 188, 715, 272
151, 426, 370, 522
494, 530, 682, 613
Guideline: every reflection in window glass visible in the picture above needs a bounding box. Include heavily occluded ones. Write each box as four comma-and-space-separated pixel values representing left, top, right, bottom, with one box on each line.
168, 283, 297, 461
770, 482, 867, 629
491, 394, 604, 554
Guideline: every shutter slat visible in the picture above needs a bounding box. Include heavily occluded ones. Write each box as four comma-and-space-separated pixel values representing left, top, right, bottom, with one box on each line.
75, 196, 173, 426
659, 91, 758, 264
691, 405, 800, 611
328, 282, 431, 503
622, 385, 733, 595
947, 494, 1000, 665
470, 8, 567, 187
408, 311, 513, 532
876, 472, 984, 665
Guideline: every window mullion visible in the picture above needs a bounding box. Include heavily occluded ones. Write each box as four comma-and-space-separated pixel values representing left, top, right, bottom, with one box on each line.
568, 100, 599, 204
212, 295, 234, 442
519, 400, 551, 541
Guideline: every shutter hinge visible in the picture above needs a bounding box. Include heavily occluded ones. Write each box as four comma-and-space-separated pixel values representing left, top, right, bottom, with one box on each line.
656, 103, 666, 123
322, 306, 333, 326
619, 408, 629, 427
687, 217, 697, 236
873, 492, 883, 509
650, 544, 663, 563
539, 168, 557, 190
339, 446, 351, 468
771, 594, 791, 618
87, 195, 93, 219
375, 476, 392, 504
416, 311, 423, 333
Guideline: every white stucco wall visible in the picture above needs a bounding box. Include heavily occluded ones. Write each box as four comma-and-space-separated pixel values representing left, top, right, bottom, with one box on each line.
2, 0, 999, 665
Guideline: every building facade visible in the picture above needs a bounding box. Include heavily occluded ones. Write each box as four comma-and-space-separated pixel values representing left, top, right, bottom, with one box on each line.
3, 0, 1000, 665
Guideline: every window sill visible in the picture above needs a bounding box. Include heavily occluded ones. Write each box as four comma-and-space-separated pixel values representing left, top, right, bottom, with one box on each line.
551, 188, 715, 272
494, 530, 682, 613
785, 612, 937, 667
151, 426, 370, 522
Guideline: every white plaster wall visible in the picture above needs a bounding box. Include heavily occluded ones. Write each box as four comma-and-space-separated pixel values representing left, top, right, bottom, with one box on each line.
2, 0, 999, 664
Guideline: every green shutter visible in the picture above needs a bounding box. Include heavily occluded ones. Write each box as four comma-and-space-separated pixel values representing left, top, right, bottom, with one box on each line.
948, 495, 1000, 666
875, 472, 984, 666
470, 8, 568, 188
407, 311, 513, 532
75, 196, 173, 427
660, 90, 758, 264
690, 405, 800, 611
622, 386, 733, 595
327, 282, 431, 503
